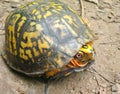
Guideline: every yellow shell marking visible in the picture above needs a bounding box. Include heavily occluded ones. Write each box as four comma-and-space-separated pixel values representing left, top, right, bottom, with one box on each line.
63, 15, 78, 28
52, 3, 63, 10
33, 48, 40, 57
78, 17, 86, 25
85, 29, 93, 39
26, 49, 32, 58
54, 23, 66, 29
17, 16, 27, 37
38, 38, 49, 53
8, 14, 21, 55
30, 22, 36, 26
61, 18, 78, 37
46, 69, 61, 77
20, 48, 28, 60
25, 49, 34, 62
52, 9, 60, 14
45, 36, 54, 46
68, 6, 77, 14
8, 25, 13, 53
50, 2, 56, 5
21, 31, 39, 48
36, 24, 43, 31
37, 15, 42, 20
35, 11, 40, 15
21, 24, 42, 48
19, 24, 43, 61
64, 15, 72, 24
57, 5, 63, 9
54, 54, 64, 67
32, 2, 38, 5
54, 21, 67, 37
32, 9, 37, 14
33, 42, 37, 46
44, 11, 52, 19
65, 71, 72, 76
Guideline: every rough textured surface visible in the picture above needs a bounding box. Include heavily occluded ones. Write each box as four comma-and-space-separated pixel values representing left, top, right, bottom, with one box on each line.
0, 0, 120, 94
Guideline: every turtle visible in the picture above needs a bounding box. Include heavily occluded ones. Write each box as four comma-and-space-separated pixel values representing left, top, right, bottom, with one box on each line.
2, 0, 95, 93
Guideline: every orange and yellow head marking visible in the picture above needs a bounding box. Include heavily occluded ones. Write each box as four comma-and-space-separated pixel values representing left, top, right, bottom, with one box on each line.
77, 41, 95, 62
68, 41, 95, 68
79, 41, 94, 54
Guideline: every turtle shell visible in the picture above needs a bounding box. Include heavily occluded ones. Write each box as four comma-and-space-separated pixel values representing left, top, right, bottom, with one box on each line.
4, 0, 95, 77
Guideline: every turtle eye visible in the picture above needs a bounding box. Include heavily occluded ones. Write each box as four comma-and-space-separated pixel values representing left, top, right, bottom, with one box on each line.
76, 53, 82, 58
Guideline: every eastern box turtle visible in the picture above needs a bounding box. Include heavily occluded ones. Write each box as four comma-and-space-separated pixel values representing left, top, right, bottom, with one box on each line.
3, 0, 95, 82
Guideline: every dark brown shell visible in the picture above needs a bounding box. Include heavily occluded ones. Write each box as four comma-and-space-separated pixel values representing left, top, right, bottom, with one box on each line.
4, 0, 95, 76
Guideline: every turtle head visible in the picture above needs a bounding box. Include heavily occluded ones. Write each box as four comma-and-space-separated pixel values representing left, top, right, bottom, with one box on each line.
74, 41, 95, 66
